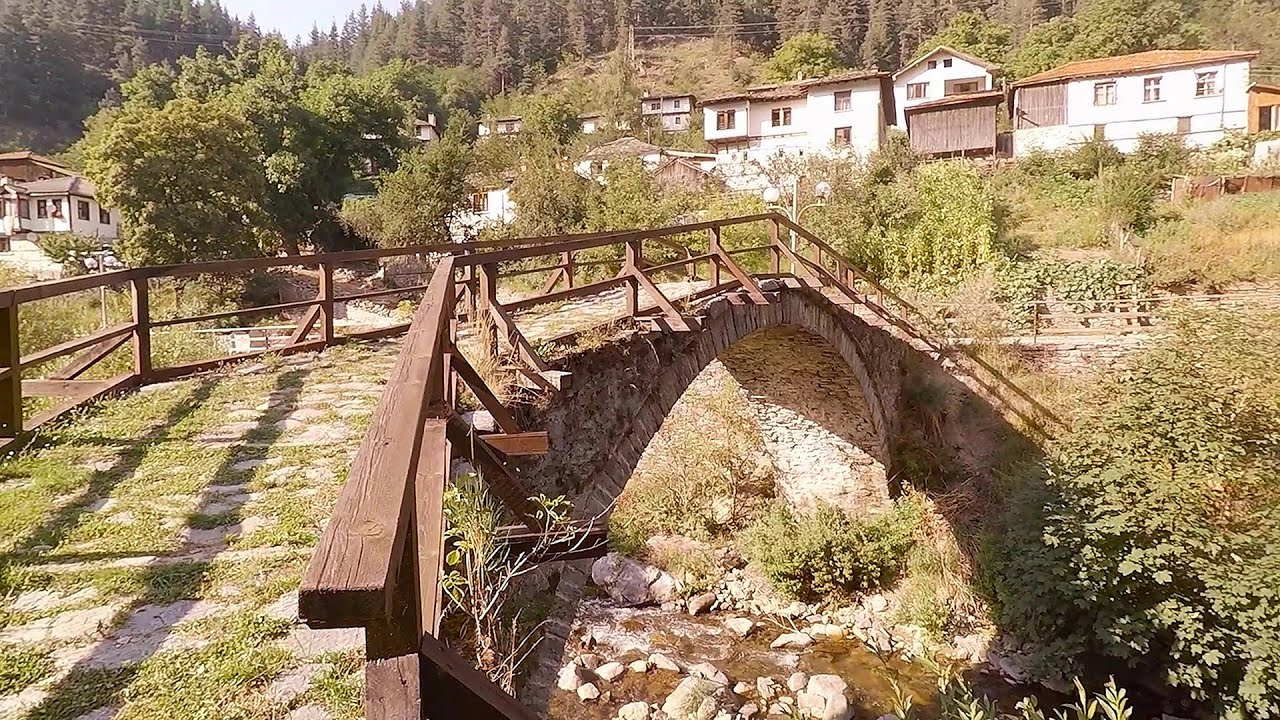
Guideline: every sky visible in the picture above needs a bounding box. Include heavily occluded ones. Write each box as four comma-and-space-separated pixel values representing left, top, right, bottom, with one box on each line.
220, 0, 372, 41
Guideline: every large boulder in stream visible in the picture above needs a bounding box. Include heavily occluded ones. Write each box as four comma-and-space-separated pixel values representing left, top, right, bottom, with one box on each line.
590, 553, 680, 606
662, 676, 728, 720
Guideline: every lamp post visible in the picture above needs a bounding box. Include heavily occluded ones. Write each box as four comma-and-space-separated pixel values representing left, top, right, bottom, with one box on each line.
763, 178, 833, 252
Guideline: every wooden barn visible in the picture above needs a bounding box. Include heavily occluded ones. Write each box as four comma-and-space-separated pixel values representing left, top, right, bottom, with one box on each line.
1250, 83, 1280, 133
904, 90, 1004, 158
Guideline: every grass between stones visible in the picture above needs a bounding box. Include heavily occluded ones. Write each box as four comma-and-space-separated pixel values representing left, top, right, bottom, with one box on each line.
0, 340, 400, 719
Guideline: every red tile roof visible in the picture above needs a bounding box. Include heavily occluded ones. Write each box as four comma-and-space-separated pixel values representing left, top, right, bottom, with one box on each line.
1015, 49, 1258, 87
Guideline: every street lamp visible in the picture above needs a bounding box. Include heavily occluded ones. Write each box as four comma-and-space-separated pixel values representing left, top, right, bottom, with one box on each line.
763, 177, 832, 253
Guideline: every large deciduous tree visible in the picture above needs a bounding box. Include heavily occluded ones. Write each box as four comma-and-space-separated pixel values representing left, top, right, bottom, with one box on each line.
342, 133, 474, 247
915, 11, 1015, 66
764, 32, 842, 82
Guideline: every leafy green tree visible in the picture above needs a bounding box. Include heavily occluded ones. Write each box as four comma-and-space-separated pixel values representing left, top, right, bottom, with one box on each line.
989, 308, 1280, 719
521, 94, 581, 146
1005, 16, 1078, 79
1066, 0, 1204, 61
506, 140, 587, 237
764, 32, 842, 82
84, 99, 271, 266
582, 160, 690, 232
342, 133, 474, 247
915, 11, 1014, 66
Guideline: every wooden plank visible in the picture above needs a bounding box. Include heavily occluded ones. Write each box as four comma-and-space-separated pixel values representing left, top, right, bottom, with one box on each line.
149, 298, 320, 329
631, 268, 692, 332
319, 263, 336, 344
451, 353, 521, 434
26, 373, 139, 430
0, 305, 19, 437
19, 323, 135, 370
413, 420, 449, 637
49, 333, 130, 381
288, 305, 323, 347
445, 413, 541, 531
343, 322, 413, 342
712, 248, 769, 304
480, 432, 549, 457
504, 276, 626, 313
488, 303, 550, 374
336, 283, 433, 304
538, 266, 567, 295
131, 278, 151, 380
419, 634, 541, 720
148, 340, 327, 383
21, 379, 114, 397
300, 257, 457, 630
640, 252, 715, 278
365, 654, 422, 720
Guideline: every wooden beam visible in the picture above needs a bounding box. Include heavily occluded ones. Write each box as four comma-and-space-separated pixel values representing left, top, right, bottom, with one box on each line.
713, 248, 770, 305
131, 277, 151, 380
451, 353, 521, 435
631, 268, 693, 332
19, 323, 135, 370
0, 305, 19, 437
49, 333, 130, 381
288, 304, 322, 347
488, 302, 549, 374
480, 432, 548, 457
21, 379, 114, 397
445, 413, 541, 532
26, 374, 139, 431
413, 420, 449, 637
419, 634, 541, 720
319, 262, 336, 344
148, 340, 327, 383
365, 654, 421, 720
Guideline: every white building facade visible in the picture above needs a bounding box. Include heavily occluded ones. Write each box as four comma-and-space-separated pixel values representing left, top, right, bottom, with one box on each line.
0, 173, 120, 278
892, 46, 998, 127
477, 116, 523, 138
700, 71, 893, 188
1013, 49, 1257, 156
641, 94, 696, 133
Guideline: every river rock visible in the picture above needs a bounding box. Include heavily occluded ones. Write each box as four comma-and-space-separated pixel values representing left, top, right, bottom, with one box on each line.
576, 654, 602, 670
797, 675, 851, 720
591, 553, 679, 607
756, 676, 779, 701
807, 623, 845, 640
662, 676, 726, 720
771, 632, 813, 649
619, 701, 651, 720
596, 662, 626, 682
733, 682, 752, 695
577, 683, 601, 702
688, 592, 716, 616
724, 617, 754, 637
628, 660, 650, 673
558, 663, 595, 692
739, 702, 760, 719
787, 672, 808, 692
867, 594, 888, 613
648, 653, 681, 672
688, 661, 729, 687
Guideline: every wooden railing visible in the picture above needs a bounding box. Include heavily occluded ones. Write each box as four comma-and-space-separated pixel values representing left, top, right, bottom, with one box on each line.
0, 213, 1070, 718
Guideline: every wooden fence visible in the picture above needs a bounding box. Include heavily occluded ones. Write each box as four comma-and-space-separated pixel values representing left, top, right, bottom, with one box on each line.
0, 213, 1067, 718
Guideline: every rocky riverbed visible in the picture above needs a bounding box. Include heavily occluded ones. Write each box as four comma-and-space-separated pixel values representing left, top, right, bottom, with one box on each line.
545, 551, 1049, 720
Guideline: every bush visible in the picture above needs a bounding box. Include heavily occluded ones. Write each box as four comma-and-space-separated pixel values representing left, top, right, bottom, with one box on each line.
987, 308, 1280, 717
742, 497, 923, 601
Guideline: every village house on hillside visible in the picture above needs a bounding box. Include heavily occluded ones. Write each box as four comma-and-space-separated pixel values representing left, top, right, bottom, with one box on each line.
699, 70, 895, 187
1011, 49, 1257, 156
0, 152, 119, 279
641, 93, 697, 133
892, 46, 1004, 158
412, 115, 440, 143
573, 136, 717, 190
478, 115, 523, 138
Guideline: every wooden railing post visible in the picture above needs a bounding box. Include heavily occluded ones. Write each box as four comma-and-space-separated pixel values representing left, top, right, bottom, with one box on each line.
319, 261, 336, 344
130, 276, 152, 382
477, 263, 499, 359
562, 250, 575, 289
768, 218, 782, 274
624, 240, 641, 317
708, 227, 722, 287
0, 303, 20, 438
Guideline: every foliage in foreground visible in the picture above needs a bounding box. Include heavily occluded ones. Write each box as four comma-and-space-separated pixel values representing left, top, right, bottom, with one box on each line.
892, 674, 1135, 720
987, 308, 1280, 718
743, 497, 924, 601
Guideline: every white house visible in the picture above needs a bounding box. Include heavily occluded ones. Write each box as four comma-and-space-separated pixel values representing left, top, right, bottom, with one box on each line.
580, 113, 603, 135
700, 70, 894, 188
641, 93, 697, 133
412, 115, 440, 143
455, 172, 517, 238
0, 165, 120, 278
573, 137, 718, 183
477, 116, 523, 138
892, 45, 999, 127
1012, 49, 1257, 156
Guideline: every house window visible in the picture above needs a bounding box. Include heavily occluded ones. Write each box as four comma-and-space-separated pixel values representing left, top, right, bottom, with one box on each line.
100, 207, 111, 224
673, 99, 683, 110
834, 127, 852, 146
907, 83, 928, 100
51, 199, 63, 218
1093, 81, 1117, 106
0, 237, 9, 253
1094, 124, 1106, 141
77, 200, 91, 221
943, 58, 953, 68
1177, 116, 1192, 134
927, 60, 937, 70
18, 200, 29, 219
834, 90, 852, 111
36, 200, 48, 219
469, 192, 489, 213
649, 101, 661, 112
771, 107, 792, 127
951, 80, 980, 94
1195, 71, 1219, 97
674, 115, 685, 127
1143, 77, 1162, 103
715, 109, 736, 130
1261, 106, 1277, 132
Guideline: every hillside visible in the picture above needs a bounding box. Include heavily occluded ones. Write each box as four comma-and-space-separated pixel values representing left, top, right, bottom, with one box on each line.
542, 39, 766, 104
